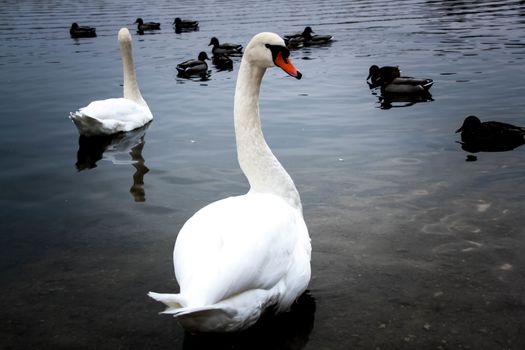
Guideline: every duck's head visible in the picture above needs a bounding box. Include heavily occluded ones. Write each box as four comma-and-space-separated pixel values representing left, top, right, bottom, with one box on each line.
134, 18, 144, 25
456, 115, 481, 133
71, 23, 79, 30
367, 65, 380, 81
173, 17, 181, 25
244, 32, 302, 79
209, 37, 220, 47
198, 51, 210, 61
303, 26, 314, 35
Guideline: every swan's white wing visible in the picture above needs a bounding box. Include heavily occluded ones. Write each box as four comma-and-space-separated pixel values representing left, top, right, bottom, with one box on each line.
174, 193, 309, 307
70, 98, 153, 136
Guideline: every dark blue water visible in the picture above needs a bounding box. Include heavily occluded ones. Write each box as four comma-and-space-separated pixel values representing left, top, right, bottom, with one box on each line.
1, 0, 525, 349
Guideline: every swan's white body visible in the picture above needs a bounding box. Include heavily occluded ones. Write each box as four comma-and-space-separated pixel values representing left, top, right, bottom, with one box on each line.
148, 32, 311, 332
70, 28, 152, 136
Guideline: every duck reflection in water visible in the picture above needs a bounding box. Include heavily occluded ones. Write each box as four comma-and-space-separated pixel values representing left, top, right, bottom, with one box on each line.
456, 115, 525, 154
182, 291, 316, 350
75, 125, 150, 202
377, 90, 433, 109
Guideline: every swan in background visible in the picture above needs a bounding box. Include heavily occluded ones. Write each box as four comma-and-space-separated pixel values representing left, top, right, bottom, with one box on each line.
149, 32, 310, 332
69, 23, 96, 38
70, 28, 153, 136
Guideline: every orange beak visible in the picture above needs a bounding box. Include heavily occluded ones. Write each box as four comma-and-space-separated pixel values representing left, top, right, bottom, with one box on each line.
274, 51, 302, 79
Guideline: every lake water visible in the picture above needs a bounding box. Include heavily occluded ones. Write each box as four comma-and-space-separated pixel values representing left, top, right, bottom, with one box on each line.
1, 0, 525, 348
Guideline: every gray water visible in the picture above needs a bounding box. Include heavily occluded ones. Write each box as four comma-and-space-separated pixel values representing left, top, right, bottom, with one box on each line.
1, 0, 525, 349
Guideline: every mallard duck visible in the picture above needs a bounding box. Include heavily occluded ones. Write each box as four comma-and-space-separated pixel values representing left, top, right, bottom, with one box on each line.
301, 27, 333, 45
70, 28, 153, 136
367, 65, 433, 93
176, 51, 209, 76
367, 65, 400, 87
134, 18, 160, 31
456, 115, 525, 152
208, 37, 243, 56
284, 27, 332, 46
148, 32, 310, 333
70, 23, 96, 38
173, 17, 198, 30
285, 36, 304, 49
212, 54, 233, 70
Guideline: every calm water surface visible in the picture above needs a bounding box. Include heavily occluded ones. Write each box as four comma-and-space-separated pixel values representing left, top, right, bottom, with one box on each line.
1, 0, 525, 349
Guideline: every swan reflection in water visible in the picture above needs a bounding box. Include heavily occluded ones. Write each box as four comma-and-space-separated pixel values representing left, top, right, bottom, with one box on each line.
75, 125, 150, 202
182, 291, 316, 350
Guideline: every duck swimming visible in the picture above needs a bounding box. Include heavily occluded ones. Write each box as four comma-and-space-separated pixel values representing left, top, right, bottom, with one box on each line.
70, 23, 96, 38
209, 37, 243, 56
367, 65, 400, 87
148, 32, 310, 333
284, 26, 332, 47
367, 65, 433, 94
70, 28, 152, 136
176, 51, 210, 76
456, 115, 525, 152
134, 18, 160, 31
212, 54, 233, 70
173, 17, 199, 31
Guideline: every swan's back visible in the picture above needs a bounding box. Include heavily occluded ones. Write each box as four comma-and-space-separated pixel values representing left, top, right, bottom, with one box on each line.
175, 193, 310, 310
70, 98, 152, 136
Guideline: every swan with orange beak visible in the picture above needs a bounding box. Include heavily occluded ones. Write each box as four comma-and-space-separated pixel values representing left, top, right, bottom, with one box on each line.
148, 32, 310, 332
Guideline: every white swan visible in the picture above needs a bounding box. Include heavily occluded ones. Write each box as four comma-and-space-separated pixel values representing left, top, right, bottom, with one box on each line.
148, 32, 310, 333
69, 28, 153, 137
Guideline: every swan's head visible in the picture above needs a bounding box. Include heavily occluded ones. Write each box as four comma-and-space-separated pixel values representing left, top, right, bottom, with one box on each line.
118, 28, 132, 43
244, 32, 302, 79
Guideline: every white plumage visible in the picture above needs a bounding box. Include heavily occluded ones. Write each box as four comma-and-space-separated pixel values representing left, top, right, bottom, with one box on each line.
70, 28, 152, 136
148, 32, 310, 332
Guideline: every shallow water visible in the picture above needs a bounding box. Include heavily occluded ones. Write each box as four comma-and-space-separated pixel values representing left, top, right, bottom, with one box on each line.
1, 0, 525, 349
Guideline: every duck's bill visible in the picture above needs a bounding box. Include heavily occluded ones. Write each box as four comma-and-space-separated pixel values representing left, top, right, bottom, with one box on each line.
275, 52, 302, 79
455, 127, 463, 133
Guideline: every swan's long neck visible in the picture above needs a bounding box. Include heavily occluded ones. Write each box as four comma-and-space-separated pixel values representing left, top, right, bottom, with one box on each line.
120, 39, 148, 108
234, 59, 302, 212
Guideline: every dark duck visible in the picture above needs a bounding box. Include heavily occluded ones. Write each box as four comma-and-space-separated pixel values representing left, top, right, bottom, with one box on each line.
456, 115, 525, 152
134, 18, 160, 31
70, 23, 96, 38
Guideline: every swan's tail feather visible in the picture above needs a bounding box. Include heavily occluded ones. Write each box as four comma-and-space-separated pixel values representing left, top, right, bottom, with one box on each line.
148, 291, 239, 331
147, 291, 233, 316
147, 291, 187, 310
70, 112, 108, 136
69, 112, 122, 136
